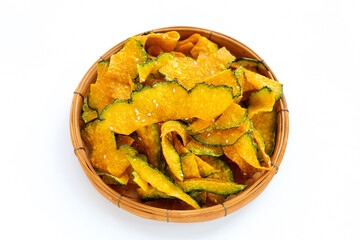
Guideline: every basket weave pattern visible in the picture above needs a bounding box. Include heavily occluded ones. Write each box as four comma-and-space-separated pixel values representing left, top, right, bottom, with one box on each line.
70, 26, 289, 223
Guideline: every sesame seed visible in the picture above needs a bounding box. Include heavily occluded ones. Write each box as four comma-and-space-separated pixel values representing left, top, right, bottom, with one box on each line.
137, 116, 140, 120
214, 199, 217, 203
173, 88, 176, 93
243, 173, 247, 176
180, 173, 184, 177
135, 108, 139, 115
147, 113, 151, 116
226, 139, 228, 143
268, 160, 271, 164
207, 133, 211, 137
156, 103, 159, 107
184, 118, 188, 120
109, 126, 113, 130
142, 119, 146, 122
153, 99, 156, 103
104, 154, 106, 159
138, 137, 142, 141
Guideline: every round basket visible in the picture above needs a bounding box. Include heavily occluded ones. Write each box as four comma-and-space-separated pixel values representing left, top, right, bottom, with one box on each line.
70, 26, 289, 223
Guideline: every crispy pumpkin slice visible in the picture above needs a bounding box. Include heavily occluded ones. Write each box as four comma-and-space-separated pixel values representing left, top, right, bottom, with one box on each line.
96, 170, 130, 186
200, 155, 233, 182
193, 156, 219, 177
100, 81, 234, 135
81, 120, 114, 171
234, 66, 249, 102
180, 153, 201, 179
172, 137, 218, 177
88, 41, 146, 113
252, 109, 277, 156
159, 47, 236, 90
176, 33, 201, 48
187, 119, 213, 135
162, 136, 183, 181
135, 31, 180, 56
160, 120, 198, 181
204, 69, 241, 98
105, 146, 138, 178
177, 178, 246, 196
241, 66, 283, 102
161, 121, 192, 146
144, 31, 180, 56
87, 61, 122, 113
231, 57, 269, 73
107, 38, 147, 83
175, 42, 194, 56
132, 171, 149, 191
252, 129, 271, 167
186, 139, 224, 157
213, 103, 247, 130
176, 33, 218, 59
81, 120, 138, 177
192, 118, 253, 147
82, 101, 98, 123
126, 154, 200, 209
187, 103, 248, 135
199, 155, 234, 203
135, 124, 162, 170
190, 36, 218, 59
248, 87, 275, 119
137, 187, 175, 201
172, 136, 190, 155
223, 132, 271, 174
137, 53, 175, 83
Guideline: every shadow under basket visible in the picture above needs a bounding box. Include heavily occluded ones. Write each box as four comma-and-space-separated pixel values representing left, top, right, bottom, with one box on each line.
70, 26, 289, 223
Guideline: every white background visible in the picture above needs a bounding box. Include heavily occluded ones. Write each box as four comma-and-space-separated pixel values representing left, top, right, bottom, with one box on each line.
1, 0, 359, 239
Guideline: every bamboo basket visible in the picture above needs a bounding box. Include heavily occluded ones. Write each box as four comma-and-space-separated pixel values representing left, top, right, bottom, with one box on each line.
70, 26, 289, 223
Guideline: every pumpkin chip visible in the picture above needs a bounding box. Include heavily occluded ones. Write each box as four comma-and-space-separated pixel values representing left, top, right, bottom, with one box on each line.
192, 118, 253, 147
100, 81, 234, 135
127, 154, 200, 209
135, 31, 180, 56
242, 66, 283, 101
81, 30, 283, 209
181, 153, 201, 179
247, 87, 275, 119
223, 132, 271, 174
251, 109, 277, 156
82, 100, 98, 123
187, 103, 247, 135
137, 53, 175, 83
176, 33, 218, 59
135, 124, 162, 170
107, 38, 147, 83
88, 38, 147, 113
159, 47, 236, 90
81, 120, 138, 178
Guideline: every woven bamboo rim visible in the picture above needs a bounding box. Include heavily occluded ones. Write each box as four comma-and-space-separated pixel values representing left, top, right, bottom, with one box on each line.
70, 26, 289, 223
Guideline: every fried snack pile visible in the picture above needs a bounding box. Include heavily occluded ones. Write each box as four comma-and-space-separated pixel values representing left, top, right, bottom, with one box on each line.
81, 31, 283, 209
